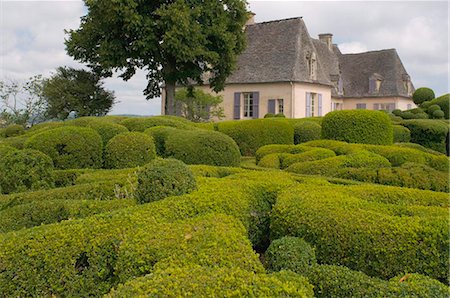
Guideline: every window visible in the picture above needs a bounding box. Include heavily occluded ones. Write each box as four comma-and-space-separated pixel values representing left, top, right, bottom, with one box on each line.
332, 102, 341, 111
307, 52, 317, 80
243, 92, 253, 118
356, 103, 366, 110
369, 73, 383, 94
311, 93, 315, 116
277, 99, 284, 114
374, 103, 395, 112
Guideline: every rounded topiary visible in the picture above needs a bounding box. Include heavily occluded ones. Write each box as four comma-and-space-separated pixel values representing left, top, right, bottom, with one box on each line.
86, 121, 129, 146
164, 129, 241, 166
217, 119, 294, 156
264, 113, 275, 118
432, 110, 445, 119
266, 237, 317, 273
414, 112, 429, 119
400, 112, 415, 119
427, 104, 441, 114
412, 87, 435, 105
119, 116, 192, 132
24, 126, 103, 169
0, 145, 18, 158
293, 121, 321, 144
275, 113, 286, 118
4, 124, 24, 138
135, 158, 196, 204
409, 108, 424, 114
428, 94, 449, 119
104, 132, 156, 169
391, 109, 402, 117
321, 110, 393, 145
0, 149, 54, 194
393, 125, 411, 143
144, 126, 178, 156
420, 101, 432, 109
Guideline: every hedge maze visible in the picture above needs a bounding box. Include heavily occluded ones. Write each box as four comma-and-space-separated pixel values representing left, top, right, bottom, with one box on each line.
0, 114, 448, 296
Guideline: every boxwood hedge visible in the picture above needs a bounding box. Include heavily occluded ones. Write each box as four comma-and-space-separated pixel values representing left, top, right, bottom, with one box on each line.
293, 121, 321, 144
217, 119, 294, 156
164, 129, 241, 166
271, 183, 449, 282
401, 119, 448, 154
24, 126, 103, 169
321, 110, 393, 145
393, 125, 411, 143
119, 116, 193, 132
104, 132, 156, 169
428, 94, 449, 119
144, 126, 178, 156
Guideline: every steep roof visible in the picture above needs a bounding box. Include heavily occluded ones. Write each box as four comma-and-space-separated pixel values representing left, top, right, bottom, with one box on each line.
226, 17, 335, 87
338, 49, 414, 98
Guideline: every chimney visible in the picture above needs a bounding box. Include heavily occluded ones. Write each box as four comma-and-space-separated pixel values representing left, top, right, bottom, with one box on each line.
245, 12, 256, 26
319, 33, 333, 51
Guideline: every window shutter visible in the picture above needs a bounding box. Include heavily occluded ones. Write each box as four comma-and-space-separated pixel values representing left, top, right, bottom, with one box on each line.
305, 92, 311, 117
318, 94, 322, 116
373, 103, 380, 110
252, 92, 259, 119
233, 93, 241, 119
268, 99, 276, 114
369, 79, 376, 94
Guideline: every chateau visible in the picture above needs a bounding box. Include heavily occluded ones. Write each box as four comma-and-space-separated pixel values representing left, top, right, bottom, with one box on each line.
163, 16, 416, 120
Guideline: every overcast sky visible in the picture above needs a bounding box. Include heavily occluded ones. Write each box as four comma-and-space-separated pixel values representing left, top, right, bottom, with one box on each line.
1, 0, 448, 115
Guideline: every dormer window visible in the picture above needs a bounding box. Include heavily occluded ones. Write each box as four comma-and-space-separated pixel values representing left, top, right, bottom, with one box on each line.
306, 52, 317, 80
369, 73, 383, 94
330, 74, 343, 96
403, 74, 412, 96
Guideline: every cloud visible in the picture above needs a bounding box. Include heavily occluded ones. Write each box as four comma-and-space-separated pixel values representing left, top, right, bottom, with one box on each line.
338, 42, 368, 54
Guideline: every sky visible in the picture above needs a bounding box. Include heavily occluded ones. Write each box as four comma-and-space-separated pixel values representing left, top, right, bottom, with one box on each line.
0, 0, 448, 116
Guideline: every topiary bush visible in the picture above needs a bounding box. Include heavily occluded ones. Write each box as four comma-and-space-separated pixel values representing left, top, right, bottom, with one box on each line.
321, 110, 393, 145
164, 129, 241, 166
119, 116, 193, 132
0, 149, 54, 194
135, 158, 196, 204
144, 126, 178, 156
25, 126, 103, 169
412, 87, 435, 105
432, 110, 445, 119
86, 121, 129, 146
104, 132, 156, 169
264, 113, 275, 118
293, 121, 321, 144
266, 237, 317, 273
4, 124, 24, 137
0, 145, 18, 158
281, 149, 336, 169
217, 119, 294, 156
401, 119, 449, 154
428, 94, 449, 119
393, 125, 411, 143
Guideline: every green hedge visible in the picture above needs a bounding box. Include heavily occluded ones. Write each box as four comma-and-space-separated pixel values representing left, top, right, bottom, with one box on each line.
0, 199, 135, 233
4, 124, 24, 137
281, 149, 336, 169
188, 165, 245, 178
164, 129, 241, 166
86, 121, 129, 146
0, 149, 54, 194
266, 237, 317, 273
293, 121, 321, 144
413, 87, 435, 105
217, 119, 294, 156
321, 110, 393, 145
428, 94, 449, 119
104, 132, 156, 169
144, 126, 178, 156
135, 158, 196, 204
271, 183, 449, 282
401, 119, 448, 154
119, 116, 193, 132
107, 265, 314, 297
25, 126, 103, 169
0, 145, 17, 158
255, 144, 310, 163
393, 125, 411, 143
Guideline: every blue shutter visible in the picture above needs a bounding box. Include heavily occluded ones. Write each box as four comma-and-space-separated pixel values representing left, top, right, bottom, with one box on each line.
268, 99, 276, 114
233, 93, 241, 119
318, 94, 322, 116
253, 92, 259, 119
305, 92, 311, 117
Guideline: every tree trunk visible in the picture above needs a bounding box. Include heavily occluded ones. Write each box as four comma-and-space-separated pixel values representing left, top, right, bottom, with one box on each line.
165, 81, 176, 115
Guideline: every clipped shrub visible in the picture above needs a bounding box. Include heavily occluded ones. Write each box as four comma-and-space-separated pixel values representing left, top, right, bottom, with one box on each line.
4, 124, 24, 137
25, 126, 103, 169
428, 94, 449, 119
427, 104, 441, 114
107, 265, 314, 297
135, 158, 196, 204
393, 125, 411, 143
264, 113, 275, 118
432, 110, 445, 119
400, 111, 415, 119
409, 108, 424, 114
420, 101, 432, 109
258, 153, 281, 169
0, 145, 18, 158
401, 119, 448, 154
413, 112, 429, 119
144, 126, 178, 156
255, 144, 300, 163
302, 139, 356, 155
86, 121, 129, 146
266, 237, 317, 273
293, 121, 321, 144
362, 145, 426, 167
412, 87, 435, 105
392, 109, 402, 116
217, 119, 294, 156
321, 110, 393, 145
104, 132, 156, 169
164, 129, 241, 166
281, 148, 336, 169
188, 165, 245, 178
0, 149, 54, 194
271, 183, 449, 282
119, 116, 192, 132
275, 113, 286, 118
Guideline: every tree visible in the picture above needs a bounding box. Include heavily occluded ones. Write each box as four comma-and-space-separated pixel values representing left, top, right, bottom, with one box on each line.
42, 67, 115, 120
175, 87, 225, 122
65, 0, 249, 115
0, 75, 46, 126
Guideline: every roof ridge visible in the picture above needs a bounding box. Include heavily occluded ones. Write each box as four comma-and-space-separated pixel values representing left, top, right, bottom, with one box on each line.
251, 16, 303, 26
342, 48, 397, 56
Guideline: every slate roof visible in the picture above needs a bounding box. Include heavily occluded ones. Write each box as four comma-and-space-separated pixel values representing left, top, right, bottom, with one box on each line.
226, 17, 413, 98
338, 49, 414, 98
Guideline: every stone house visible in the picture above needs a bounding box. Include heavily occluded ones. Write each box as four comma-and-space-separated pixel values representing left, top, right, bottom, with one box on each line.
162, 16, 415, 120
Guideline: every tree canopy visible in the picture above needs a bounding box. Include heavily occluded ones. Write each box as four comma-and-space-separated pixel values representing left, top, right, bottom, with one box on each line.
42, 67, 115, 120
65, 0, 249, 114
